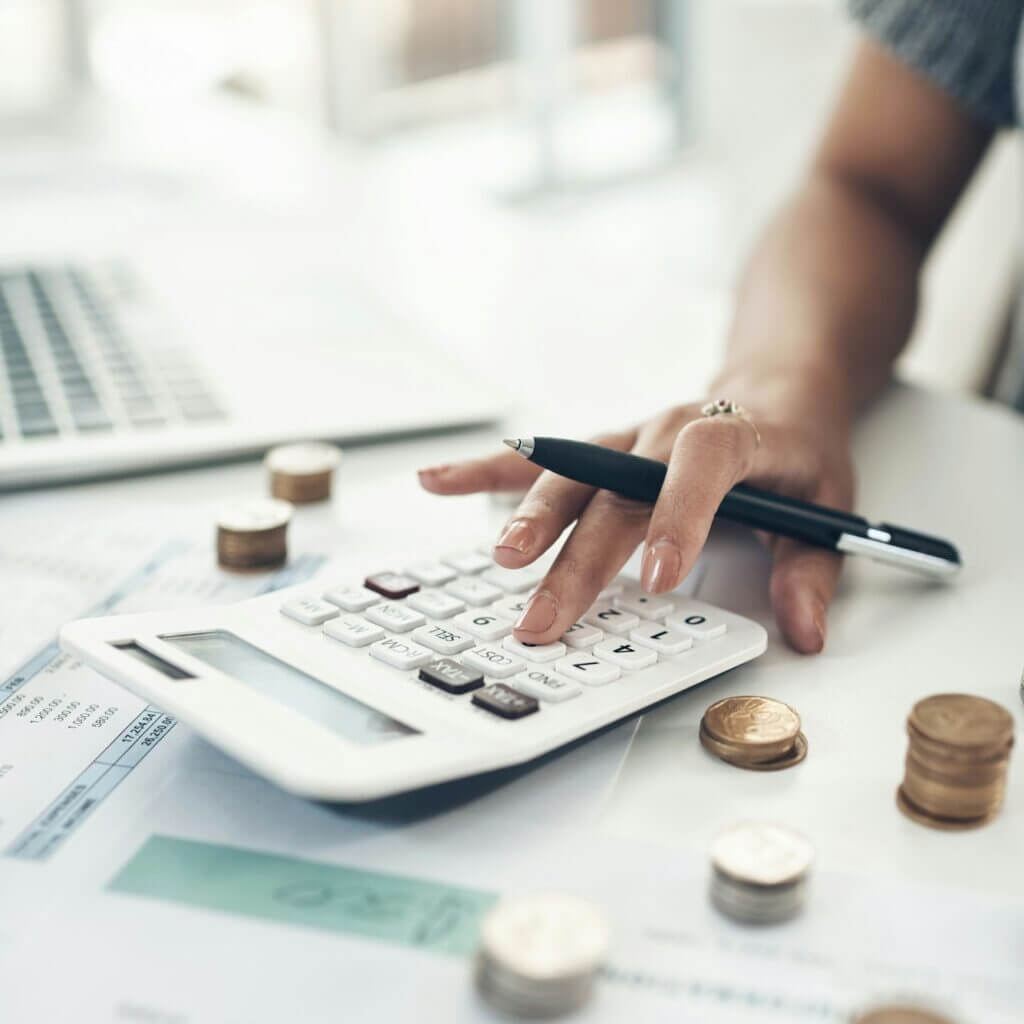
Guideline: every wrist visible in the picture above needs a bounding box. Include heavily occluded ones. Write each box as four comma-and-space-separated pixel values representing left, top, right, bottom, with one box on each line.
709, 361, 854, 440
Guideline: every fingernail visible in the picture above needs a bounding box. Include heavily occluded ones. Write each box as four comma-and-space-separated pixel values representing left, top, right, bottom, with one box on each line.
515, 590, 558, 634
417, 464, 450, 479
495, 519, 533, 554
641, 539, 682, 593
812, 601, 826, 651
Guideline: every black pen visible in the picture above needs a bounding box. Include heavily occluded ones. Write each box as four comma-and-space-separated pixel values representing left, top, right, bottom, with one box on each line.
503, 436, 961, 578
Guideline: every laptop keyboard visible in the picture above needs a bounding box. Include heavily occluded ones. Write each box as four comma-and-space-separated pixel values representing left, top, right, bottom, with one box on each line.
0, 265, 226, 442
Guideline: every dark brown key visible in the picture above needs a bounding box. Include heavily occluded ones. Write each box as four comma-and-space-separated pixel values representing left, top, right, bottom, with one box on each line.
419, 658, 484, 695
472, 683, 538, 720
364, 572, 419, 599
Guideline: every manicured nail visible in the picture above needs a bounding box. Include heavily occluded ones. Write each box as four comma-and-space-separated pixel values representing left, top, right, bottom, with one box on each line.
417, 464, 450, 479
495, 519, 533, 554
812, 601, 826, 651
641, 539, 682, 593
515, 590, 558, 634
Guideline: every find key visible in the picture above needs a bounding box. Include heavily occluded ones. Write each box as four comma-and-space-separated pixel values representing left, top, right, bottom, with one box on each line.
472, 683, 539, 720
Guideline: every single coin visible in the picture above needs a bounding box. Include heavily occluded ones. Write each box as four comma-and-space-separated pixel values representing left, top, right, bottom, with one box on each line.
478, 892, 610, 982
216, 498, 293, 533
699, 722, 808, 771
710, 821, 814, 888
909, 694, 1014, 750
703, 696, 801, 762
896, 786, 999, 831
852, 1005, 959, 1024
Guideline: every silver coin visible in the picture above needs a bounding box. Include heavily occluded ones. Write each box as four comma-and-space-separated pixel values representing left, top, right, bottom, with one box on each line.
216, 498, 293, 533
478, 891, 611, 982
264, 442, 342, 476
710, 873, 808, 925
710, 821, 814, 888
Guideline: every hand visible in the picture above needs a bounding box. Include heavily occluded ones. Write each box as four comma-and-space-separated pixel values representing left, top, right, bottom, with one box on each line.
418, 397, 854, 654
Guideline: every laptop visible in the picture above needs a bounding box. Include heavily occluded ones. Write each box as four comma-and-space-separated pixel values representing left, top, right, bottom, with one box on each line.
0, 263, 497, 490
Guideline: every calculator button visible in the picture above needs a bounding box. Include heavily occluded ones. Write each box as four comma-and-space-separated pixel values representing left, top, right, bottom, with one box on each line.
404, 561, 457, 587
511, 668, 582, 704
280, 597, 340, 626
322, 584, 380, 612
364, 602, 426, 633
364, 572, 420, 600
472, 683, 539, 719
406, 589, 466, 619
593, 639, 657, 670
462, 645, 525, 679
613, 593, 674, 620
561, 622, 603, 649
666, 602, 728, 639
324, 616, 385, 648
413, 624, 475, 656
583, 603, 639, 635
630, 623, 693, 656
453, 611, 514, 642
554, 656, 621, 687
444, 577, 503, 606
494, 596, 530, 621
369, 637, 434, 670
480, 564, 544, 593
419, 658, 484, 695
502, 636, 566, 663
442, 551, 493, 575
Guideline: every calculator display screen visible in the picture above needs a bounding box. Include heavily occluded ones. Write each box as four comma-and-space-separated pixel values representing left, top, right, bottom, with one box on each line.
162, 630, 417, 745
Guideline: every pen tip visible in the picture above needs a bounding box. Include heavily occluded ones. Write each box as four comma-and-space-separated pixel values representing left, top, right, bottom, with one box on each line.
502, 438, 521, 451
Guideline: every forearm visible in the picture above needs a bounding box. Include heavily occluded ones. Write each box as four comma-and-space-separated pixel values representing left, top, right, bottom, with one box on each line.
712, 170, 927, 430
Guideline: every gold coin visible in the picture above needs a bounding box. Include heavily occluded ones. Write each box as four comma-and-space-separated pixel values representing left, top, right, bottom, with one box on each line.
265, 442, 342, 504
909, 694, 1014, 750
699, 723, 808, 772
702, 696, 801, 762
896, 786, 998, 832
853, 1007, 959, 1024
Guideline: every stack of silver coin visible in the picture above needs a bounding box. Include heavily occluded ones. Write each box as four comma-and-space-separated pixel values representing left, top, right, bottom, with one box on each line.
709, 822, 815, 925
474, 892, 611, 1018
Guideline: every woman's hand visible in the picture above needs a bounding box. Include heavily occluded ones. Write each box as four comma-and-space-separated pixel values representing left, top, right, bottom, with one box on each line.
418, 391, 854, 654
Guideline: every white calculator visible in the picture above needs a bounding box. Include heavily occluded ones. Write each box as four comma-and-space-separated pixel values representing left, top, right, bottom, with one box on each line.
60, 550, 767, 801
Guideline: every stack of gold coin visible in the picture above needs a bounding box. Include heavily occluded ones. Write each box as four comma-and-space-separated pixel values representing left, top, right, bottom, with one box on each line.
897, 693, 1014, 830
216, 498, 292, 571
699, 695, 807, 771
709, 821, 814, 924
852, 1005, 959, 1024
265, 442, 342, 504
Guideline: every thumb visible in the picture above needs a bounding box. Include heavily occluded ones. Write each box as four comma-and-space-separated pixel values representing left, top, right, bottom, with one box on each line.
769, 538, 843, 654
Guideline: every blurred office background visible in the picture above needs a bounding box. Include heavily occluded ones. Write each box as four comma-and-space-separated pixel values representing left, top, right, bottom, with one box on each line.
0, 0, 1018, 427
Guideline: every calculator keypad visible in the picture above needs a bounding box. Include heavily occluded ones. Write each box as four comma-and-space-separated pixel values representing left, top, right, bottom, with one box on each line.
280, 553, 734, 725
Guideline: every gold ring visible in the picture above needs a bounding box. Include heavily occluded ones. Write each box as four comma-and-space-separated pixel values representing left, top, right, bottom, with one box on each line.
701, 398, 761, 449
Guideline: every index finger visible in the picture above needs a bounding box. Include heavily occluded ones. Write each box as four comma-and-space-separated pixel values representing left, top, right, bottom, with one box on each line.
640, 415, 759, 593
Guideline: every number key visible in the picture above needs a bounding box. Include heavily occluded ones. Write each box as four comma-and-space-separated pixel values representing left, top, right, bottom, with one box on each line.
453, 611, 513, 642
583, 603, 638, 635
593, 639, 657, 670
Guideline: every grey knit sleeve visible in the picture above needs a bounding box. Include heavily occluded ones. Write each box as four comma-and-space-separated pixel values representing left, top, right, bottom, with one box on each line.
849, 0, 1024, 125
